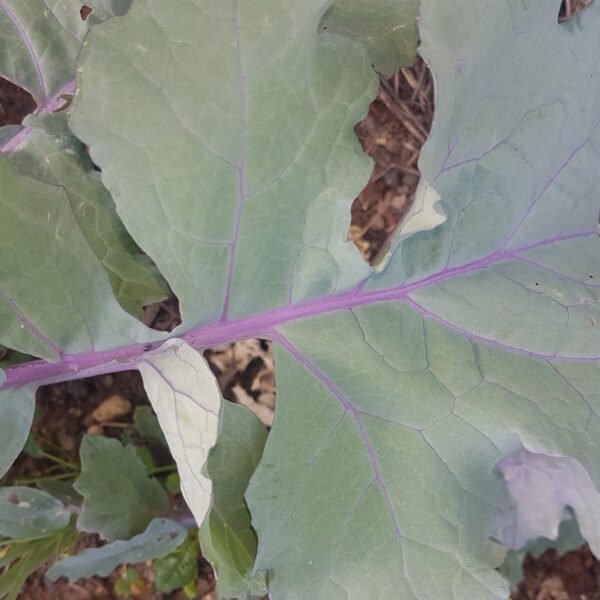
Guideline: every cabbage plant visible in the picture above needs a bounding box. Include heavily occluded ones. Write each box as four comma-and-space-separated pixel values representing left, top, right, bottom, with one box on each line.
0, 0, 599, 598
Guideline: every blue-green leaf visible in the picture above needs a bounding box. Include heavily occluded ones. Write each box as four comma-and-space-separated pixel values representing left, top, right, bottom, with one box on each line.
47, 518, 186, 581
0, 486, 70, 538
74, 435, 169, 540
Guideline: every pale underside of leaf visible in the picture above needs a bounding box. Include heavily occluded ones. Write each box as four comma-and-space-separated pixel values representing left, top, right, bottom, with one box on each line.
138, 339, 222, 530
497, 449, 600, 555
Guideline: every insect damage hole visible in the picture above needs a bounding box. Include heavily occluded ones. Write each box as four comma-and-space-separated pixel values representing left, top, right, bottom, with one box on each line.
559, 0, 594, 22
80, 5, 93, 21
204, 338, 275, 428
349, 56, 434, 265
142, 295, 182, 332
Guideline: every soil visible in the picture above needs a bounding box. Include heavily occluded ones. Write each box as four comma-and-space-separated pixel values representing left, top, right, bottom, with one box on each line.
0, 78, 35, 126
2, 1, 599, 596
513, 546, 600, 600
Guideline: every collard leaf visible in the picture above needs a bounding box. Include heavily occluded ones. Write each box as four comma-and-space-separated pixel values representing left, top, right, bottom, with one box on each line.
74, 435, 169, 540
0, 385, 35, 479
79, 0, 132, 21
0, 0, 80, 104
138, 339, 222, 530
47, 518, 186, 581
154, 529, 199, 593
0, 146, 160, 360
249, 308, 511, 599
0, 486, 70, 538
133, 405, 167, 445
60, 1, 133, 36
7, 113, 169, 319
36, 480, 83, 507
200, 402, 268, 598
320, 0, 419, 75
368, 0, 600, 359
0, 0, 599, 598
248, 301, 600, 598
0, 0, 134, 107
70, 0, 377, 328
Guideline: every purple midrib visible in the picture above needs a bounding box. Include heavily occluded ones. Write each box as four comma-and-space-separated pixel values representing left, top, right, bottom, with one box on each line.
271, 331, 419, 595
0, 0, 46, 103
2, 228, 596, 390
0, 80, 76, 154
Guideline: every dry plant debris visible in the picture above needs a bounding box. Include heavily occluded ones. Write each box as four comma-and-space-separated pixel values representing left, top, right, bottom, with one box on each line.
350, 56, 433, 263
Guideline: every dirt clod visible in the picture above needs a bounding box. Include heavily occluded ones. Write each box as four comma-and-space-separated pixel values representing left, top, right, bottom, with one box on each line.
91, 395, 132, 423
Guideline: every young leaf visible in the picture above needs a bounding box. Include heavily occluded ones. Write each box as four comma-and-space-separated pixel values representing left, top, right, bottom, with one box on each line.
74, 435, 169, 540
0, 487, 70, 538
133, 406, 167, 446
0, 385, 35, 479
36, 480, 83, 507
199, 402, 268, 598
154, 529, 199, 593
320, 0, 419, 76
137, 339, 222, 530
46, 518, 186, 581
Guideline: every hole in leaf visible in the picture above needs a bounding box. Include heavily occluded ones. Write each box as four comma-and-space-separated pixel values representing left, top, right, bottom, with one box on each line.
558, 0, 594, 22
350, 56, 434, 264
142, 295, 182, 333
204, 338, 275, 429
0, 78, 36, 127
80, 5, 93, 21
